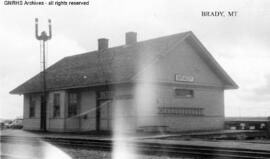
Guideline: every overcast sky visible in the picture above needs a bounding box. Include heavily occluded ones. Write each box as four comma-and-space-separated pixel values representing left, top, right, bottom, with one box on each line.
1, 0, 270, 119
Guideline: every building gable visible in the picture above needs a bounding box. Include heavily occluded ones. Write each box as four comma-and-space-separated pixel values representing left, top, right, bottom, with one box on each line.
132, 32, 238, 89
136, 40, 224, 87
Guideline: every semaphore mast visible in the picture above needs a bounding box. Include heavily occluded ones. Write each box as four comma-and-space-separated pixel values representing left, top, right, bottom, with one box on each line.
35, 18, 52, 132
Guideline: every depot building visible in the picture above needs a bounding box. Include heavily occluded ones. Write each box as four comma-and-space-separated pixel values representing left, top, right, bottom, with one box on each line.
10, 31, 238, 132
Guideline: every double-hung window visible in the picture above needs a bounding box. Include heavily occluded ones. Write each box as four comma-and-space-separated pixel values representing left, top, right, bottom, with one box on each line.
68, 93, 79, 117
53, 93, 60, 118
29, 96, 36, 118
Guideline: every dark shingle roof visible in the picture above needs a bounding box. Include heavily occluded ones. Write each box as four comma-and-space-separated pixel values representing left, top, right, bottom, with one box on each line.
10, 31, 237, 94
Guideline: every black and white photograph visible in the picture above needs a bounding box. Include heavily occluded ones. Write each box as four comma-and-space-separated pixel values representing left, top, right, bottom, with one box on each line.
1, 0, 270, 158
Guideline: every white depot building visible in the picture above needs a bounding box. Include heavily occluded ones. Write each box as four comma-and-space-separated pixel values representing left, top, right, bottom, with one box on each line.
11, 31, 238, 132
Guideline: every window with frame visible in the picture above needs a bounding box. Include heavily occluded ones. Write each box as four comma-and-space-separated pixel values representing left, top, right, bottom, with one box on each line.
175, 89, 194, 98
29, 96, 35, 118
53, 93, 60, 118
68, 93, 79, 117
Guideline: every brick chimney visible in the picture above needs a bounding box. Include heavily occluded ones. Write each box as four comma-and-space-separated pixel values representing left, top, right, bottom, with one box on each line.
98, 38, 109, 51
125, 32, 137, 45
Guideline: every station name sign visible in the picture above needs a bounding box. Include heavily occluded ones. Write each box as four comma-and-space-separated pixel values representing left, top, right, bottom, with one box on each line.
175, 74, 194, 82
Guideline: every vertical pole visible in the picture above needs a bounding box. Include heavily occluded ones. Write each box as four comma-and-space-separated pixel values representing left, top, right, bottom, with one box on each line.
35, 18, 51, 132
41, 40, 47, 131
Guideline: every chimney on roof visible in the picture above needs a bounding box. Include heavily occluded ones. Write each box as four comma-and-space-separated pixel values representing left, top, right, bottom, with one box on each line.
125, 32, 137, 45
98, 38, 109, 51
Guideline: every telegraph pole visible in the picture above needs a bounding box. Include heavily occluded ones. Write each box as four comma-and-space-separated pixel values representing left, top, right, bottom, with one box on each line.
35, 18, 52, 132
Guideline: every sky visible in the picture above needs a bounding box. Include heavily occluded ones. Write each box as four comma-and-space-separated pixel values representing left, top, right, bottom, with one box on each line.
0, 0, 270, 119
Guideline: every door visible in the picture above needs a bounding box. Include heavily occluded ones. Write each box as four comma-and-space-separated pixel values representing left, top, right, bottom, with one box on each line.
99, 100, 112, 131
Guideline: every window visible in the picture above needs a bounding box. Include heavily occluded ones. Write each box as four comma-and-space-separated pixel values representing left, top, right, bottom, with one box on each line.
29, 96, 35, 118
53, 93, 60, 118
68, 93, 79, 117
175, 89, 194, 98
97, 91, 113, 100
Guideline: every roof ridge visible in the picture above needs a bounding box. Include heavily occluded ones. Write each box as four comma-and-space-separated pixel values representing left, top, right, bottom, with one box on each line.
65, 31, 192, 59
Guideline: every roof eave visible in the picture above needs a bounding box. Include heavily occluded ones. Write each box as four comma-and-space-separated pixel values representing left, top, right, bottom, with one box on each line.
9, 81, 135, 95
224, 84, 239, 90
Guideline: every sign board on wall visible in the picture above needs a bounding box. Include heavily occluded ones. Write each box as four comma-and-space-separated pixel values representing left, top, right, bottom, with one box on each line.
175, 74, 194, 82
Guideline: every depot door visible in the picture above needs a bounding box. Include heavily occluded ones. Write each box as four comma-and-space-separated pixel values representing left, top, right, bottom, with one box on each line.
96, 90, 113, 131
99, 100, 112, 131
